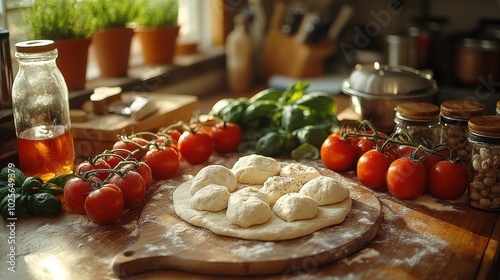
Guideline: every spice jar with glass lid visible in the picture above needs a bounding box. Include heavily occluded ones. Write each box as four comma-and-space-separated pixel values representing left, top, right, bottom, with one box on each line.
440, 100, 485, 163
11, 40, 75, 182
468, 116, 500, 211
394, 101, 440, 147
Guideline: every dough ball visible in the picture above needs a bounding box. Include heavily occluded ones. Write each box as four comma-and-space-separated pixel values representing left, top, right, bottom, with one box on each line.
226, 195, 272, 228
273, 193, 318, 222
280, 163, 321, 184
299, 176, 350, 206
261, 176, 302, 205
190, 165, 237, 195
189, 184, 230, 212
231, 154, 281, 184
233, 187, 271, 205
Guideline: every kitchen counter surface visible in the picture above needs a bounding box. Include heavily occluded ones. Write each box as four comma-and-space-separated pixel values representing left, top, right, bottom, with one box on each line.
2, 150, 499, 280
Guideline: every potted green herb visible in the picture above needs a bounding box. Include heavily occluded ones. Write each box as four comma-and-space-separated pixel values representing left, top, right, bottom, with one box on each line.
23, 0, 96, 90
134, 0, 180, 65
87, 0, 140, 77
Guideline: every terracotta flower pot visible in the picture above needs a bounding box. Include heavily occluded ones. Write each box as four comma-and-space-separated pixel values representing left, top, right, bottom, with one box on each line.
92, 27, 134, 77
136, 26, 179, 65
55, 37, 92, 91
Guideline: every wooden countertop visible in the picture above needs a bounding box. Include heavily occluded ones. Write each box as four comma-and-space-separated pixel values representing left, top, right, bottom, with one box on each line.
2, 150, 499, 280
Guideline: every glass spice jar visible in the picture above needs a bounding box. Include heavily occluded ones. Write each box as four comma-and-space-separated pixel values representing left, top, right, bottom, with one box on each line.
440, 100, 485, 163
467, 116, 500, 211
394, 101, 440, 147
11, 40, 75, 182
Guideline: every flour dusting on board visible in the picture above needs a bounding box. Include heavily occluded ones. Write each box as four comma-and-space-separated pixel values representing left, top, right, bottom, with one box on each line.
231, 241, 276, 257
122, 220, 140, 237
343, 248, 380, 265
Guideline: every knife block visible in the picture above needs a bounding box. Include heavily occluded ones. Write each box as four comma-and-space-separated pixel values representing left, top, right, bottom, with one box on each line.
262, 1, 336, 79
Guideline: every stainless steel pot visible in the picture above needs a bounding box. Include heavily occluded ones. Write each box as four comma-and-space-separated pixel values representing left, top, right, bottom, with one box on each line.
342, 63, 438, 132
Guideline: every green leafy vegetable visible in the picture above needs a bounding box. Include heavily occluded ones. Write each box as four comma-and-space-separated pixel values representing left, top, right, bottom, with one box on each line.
0, 167, 71, 219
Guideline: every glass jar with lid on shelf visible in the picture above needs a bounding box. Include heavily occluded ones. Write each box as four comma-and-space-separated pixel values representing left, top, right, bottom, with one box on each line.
394, 101, 440, 148
467, 116, 500, 211
440, 100, 485, 163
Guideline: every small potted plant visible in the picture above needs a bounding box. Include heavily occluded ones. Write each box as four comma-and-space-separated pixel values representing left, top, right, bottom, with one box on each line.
134, 0, 180, 65
87, 0, 140, 77
23, 0, 96, 90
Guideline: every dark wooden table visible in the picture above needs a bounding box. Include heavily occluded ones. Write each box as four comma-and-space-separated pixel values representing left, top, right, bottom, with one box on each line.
1, 152, 499, 280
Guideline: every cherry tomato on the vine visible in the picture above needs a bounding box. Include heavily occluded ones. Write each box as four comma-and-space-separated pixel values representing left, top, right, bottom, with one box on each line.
85, 183, 124, 225
122, 162, 154, 191
320, 133, 357, 171
211, 121, 242, 153
109, 170, 147, 209
422, 149, 451, 172
357, 149, 394, 189
386, 157, 427, 199
64, 177, 94, 214
178, 131, 213, 164
112, 137, 149, 161
428, 161, 468, 199
143, 146, 180, 180
75, 158, 111, 181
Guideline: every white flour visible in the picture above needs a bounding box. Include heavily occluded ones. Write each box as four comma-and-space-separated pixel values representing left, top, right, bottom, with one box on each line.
343, 248, 380, 265
122, 220, 140, 237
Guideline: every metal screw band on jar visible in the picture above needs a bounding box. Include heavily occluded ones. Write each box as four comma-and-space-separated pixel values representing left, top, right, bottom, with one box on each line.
467, 116, 500, 211
440, 100, 485, 163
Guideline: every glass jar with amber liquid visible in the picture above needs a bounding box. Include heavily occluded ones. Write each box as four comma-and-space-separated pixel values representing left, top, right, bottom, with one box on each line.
11, 40, 74, 181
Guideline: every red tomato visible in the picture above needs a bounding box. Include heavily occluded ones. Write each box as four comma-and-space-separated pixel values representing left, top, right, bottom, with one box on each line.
398, 145, 426, 159
357, 149, 393, 189
103, 154, 125, 169
422, 149, 451, 172
109, 171, 147, 209
178, 131, 213, 164
320, 133, 357, 171
386, 157, 427, 199
166, 129, 182, 143
85, 183, 124, 225
112, 137, 149, 161
63, 177, 93, 214
355, 138, 376, 160
143, 147, 179, 180
211, 122, 243, 153
121, 162, 154, 191
74, 159, 111, 181
428, 161, 468, 199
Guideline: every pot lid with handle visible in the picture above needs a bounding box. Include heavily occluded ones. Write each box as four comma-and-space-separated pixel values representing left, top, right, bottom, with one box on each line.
342, 62, 438, 97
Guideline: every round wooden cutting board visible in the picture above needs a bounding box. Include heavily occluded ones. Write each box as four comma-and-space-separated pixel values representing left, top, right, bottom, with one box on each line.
112, 160, 382, 277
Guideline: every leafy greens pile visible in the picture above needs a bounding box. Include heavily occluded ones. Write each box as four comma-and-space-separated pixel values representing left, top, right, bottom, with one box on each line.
209, 82, 339, 159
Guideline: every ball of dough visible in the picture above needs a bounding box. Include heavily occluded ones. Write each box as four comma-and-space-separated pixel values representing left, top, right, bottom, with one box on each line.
233, 187, 271, 205
226, 195, 272, 228
231, 154, 281, 184
273, 193, 318, 222
280, 163, 321, 184
299, 176, 350, 206
261, 176, 302, 205
190, 184, 230, 212
190, 165, 237, 195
